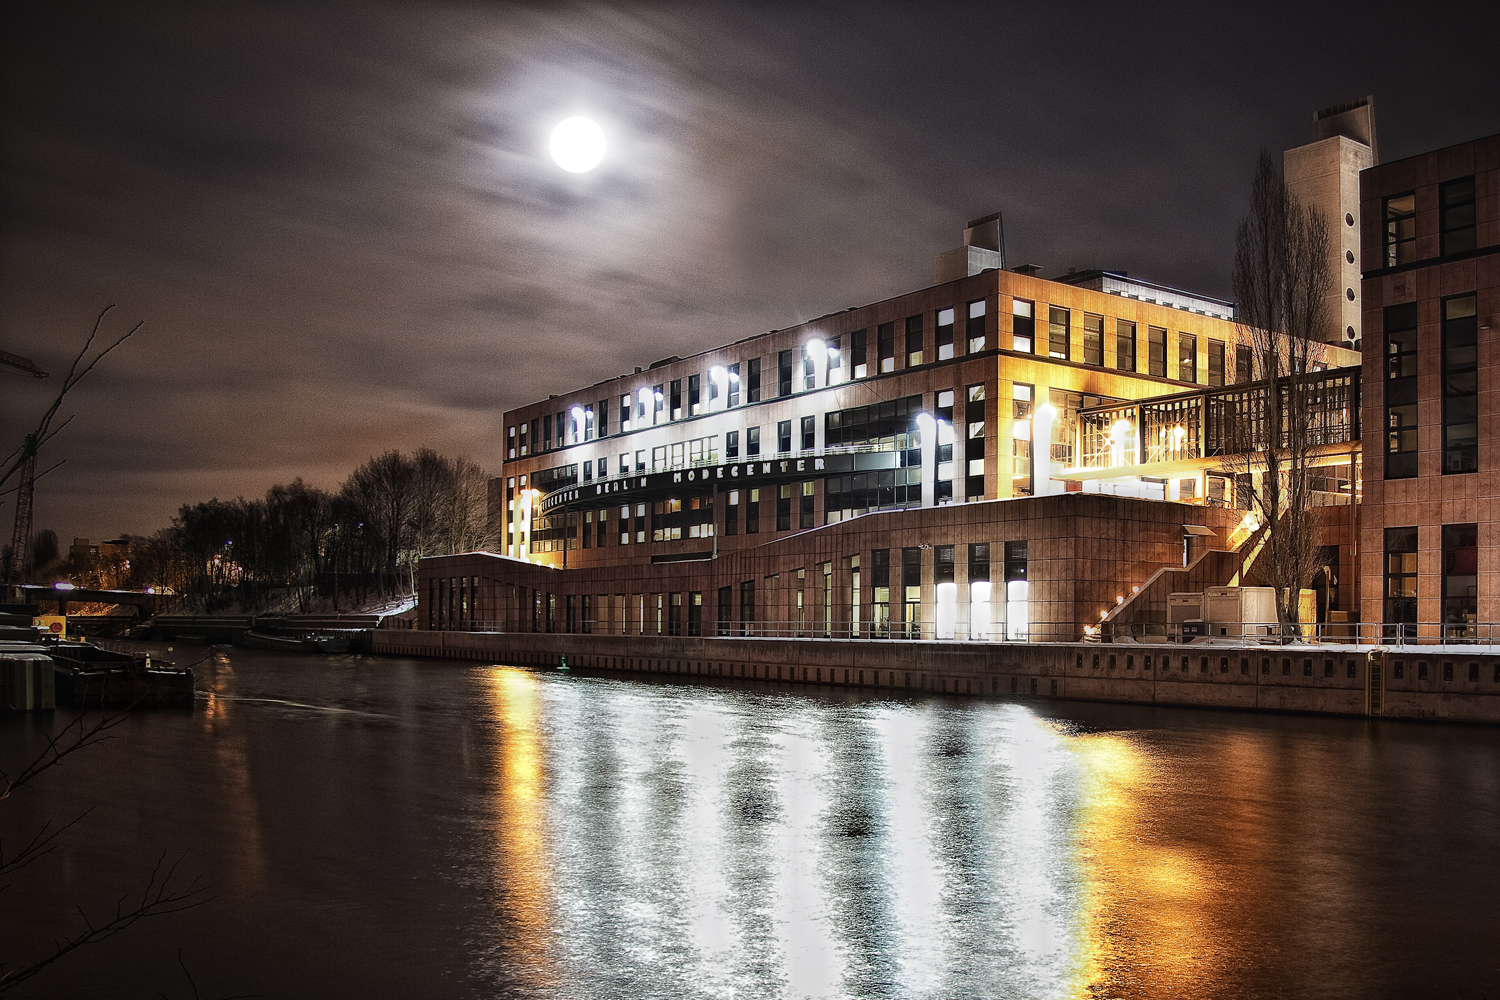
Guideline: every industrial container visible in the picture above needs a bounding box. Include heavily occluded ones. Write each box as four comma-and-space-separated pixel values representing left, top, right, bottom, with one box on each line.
1168, 592, 1202, 624
1203, 586, 1278, 638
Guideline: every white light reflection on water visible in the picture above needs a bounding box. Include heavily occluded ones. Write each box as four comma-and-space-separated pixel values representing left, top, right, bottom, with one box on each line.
479, 669, 1158, 998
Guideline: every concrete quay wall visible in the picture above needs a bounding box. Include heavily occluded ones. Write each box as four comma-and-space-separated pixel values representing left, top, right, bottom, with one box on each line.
371, 631, 1500, 724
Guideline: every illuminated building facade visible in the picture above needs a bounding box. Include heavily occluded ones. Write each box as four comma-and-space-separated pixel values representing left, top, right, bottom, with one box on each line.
1360, 131, 1500, 638
423, 218, 1360, 643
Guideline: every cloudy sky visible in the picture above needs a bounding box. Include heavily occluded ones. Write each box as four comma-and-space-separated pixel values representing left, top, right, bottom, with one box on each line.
3, 2, 1497, 542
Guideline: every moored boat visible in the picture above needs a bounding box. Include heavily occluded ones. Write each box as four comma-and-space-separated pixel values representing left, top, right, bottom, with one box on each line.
237, 630, 351, 654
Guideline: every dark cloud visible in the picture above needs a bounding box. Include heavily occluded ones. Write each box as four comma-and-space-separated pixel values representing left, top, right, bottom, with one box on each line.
2, 1, 1497, 540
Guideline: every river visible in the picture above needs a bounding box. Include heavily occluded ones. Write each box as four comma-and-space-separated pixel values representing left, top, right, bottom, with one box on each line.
2, 643, 1498, 999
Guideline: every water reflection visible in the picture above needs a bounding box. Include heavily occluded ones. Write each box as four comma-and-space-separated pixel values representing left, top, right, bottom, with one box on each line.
477, 674, 1221, 998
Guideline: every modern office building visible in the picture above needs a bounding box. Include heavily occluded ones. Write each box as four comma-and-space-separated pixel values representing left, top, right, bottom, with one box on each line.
420, 216, 1360, 644
1360, 131, 1500, 637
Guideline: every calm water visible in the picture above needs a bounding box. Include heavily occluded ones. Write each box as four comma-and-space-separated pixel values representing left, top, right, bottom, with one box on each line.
2, 644, 1498, 999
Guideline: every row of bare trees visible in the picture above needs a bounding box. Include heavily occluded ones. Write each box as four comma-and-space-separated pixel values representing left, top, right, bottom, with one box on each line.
60, 449, 493, 612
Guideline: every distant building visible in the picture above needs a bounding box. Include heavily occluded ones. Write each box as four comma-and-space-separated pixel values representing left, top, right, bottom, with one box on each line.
1284, 96, 1378, 348
1359, 130, 1500, 637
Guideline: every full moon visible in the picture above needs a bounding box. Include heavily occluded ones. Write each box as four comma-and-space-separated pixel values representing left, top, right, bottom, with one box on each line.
549, 117, 605, 173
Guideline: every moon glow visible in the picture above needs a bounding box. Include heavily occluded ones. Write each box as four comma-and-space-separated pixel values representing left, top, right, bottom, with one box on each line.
550, 117, 605, 173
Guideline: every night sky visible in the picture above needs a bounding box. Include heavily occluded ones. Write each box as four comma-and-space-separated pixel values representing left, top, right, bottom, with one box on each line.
3, 2, 1497, 542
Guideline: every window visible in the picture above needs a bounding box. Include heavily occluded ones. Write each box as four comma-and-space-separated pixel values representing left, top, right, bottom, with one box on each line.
748, 357, 762, 402
1082, 313, 1103, 366
746, 488, 760, 534
726, 430, 739, 460
778, 349, 793, 397
724, 490, 738, 536
967, 300, 986, 352
906, 315, 924, 366
1442, 294, 1478, 473
1148, 325, 1167, 377
689, 373, 703, 415
1235, 344, 1253, 384
777, 483, 792, 531
739, 579, 755, 636
777, 420, 792, 454
936, 389, 955, 504
507, 425, 517, 459
878, 322, 896, 372
802, 343, 816, 390
968, 543, 990, 640
1116, 320, 1135, 372
1012, 383, 1033, 497
1047, 306, 1069, 359
1440, 176, 1476, 256
901, 547, 922, 639
937, 307, 955, 360
1384, 192, 1417, 266
800, 415, 816, 451
1443, 523, 1477, 629
620, 394, 632, 431
652, 386, 665, 424
1207, 339, 1225, 387
596, 399, 608, 437
800, 481, 815, 529
1012, 299, 1034, 353
542, 414, 552, 451
1003, 540, 1028, 641
670, 379, 683, 420
1178, 333, 1197, 383
965, 384, 986, 500
871, 549, 891, 639
1385, 302, 1419, 479
1385, 526, 1418, 626
851, 329, 868, 378
826, 337, 841, 384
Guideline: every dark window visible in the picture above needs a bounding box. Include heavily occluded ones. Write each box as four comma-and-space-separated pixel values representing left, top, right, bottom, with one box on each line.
688, 374, 701, 416
1385, 526, 1418, 625
800, 415, 815, 451
777, 483, 792, 531
1440, 176, 1476, 256
728, 363, 740, 407
1443, 523, 1478, 629
935, 545, 955, 584
726, 430, 739, 459
1082, 313, 1103, 366
1384, 192, 1417, 266
1235, 344, 1253, 384
1178, 333, 1197, 383
724, 490, 738, 535
747, 426, 760, 457
799, 481, 815, 529
777, 420, 792, 454
966, 300, 986, 353
668, 593, 682, 636
936, 308, 955, 360
748, 357, 762, 402
901, 547, 922, 638
746, 488, 760, 534
1207, 339, 1225, 387
850, 330, 868, 378
1116, 320, 1136, 372
1011, 300, 1034, 353
1048, 306, 1069, 359
871, 549, 891, 639
718, 586, 732, 636
1004, 540, 1027, 583
778, 349, 793, 397
906, 315, 924, 367
965, 384, 986, 501
1442, 294, 1478, 473
878, 322, 896, 373
1148, 325, 1167, 377
968, 543, 989, 585
596, 399, 608, 436
670, 379, 683, 420
1385, 302, 1419, 479
542, 414, 552, 450
802, 343, 816, 390
739, 580, 755, 636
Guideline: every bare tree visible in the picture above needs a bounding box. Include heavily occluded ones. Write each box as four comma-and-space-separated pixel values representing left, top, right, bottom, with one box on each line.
1228, 150, 1334, 639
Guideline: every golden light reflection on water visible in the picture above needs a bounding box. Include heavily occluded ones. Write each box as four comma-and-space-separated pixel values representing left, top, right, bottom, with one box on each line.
485, 667, 557, 983
1066, 727, 1227, 998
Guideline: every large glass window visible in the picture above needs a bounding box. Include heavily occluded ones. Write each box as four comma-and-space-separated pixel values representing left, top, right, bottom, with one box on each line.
965, 383, 986, 501
1440, 176, 1476, 256
1048, 306, 1070, 360
1082, 313, 1103, 366
777, 350, 793, 397
747, 357, 761, 402
1116, 320, 1136, 372
1012, 383, 1033, 497
670, 379, 683, 420
871, 549, 890, 639
800, 481, 815, 529
1235, 344, 1253, 384
1012, 299, 1034, 353
687, 375, 700, 416
1443, 294, 1479, 473
1384, 192, 1417, 266
1443, 523, 1478, 631
901, 546, 922, 639
851, 329, 868, 378
935, 389, 955, 504
1384, 527, 1418, 626
777, 420, 792, 454
728, 364, 740, 407
968, 543, 991, 640
1004, 540, 1028, 641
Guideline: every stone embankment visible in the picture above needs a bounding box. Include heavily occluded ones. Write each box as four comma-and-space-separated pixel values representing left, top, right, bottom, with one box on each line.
372, 631, 1500, 724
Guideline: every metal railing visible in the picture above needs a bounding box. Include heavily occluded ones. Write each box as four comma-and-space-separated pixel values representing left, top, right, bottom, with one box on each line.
426, 618, 1029, 642
1110, 621, 1500, 647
